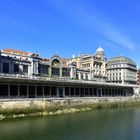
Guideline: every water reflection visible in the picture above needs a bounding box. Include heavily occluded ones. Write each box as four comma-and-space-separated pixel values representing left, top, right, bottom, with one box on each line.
0, 108, 140, 140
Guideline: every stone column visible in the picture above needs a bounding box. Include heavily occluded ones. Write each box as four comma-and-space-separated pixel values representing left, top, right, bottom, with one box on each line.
60, 68, 62, 77
78, 73, 81, 80
70, 66, 76, 79
50, 86, 52, 97
100, 88, 102, 97
63, 87, 65, 97
56, 87, 59, 97
83, 73, 86, 80
28, 65, 32, 76
19, 64, 23, 75
42, 86, 45, 97
8, 84, 10, 98
27, 85, 29, 98
49, 67, 52, 77
18, 84, 20, 97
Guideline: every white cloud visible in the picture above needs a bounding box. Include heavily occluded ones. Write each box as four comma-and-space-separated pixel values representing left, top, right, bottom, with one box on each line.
81, 12, 135, 50
47, 0, 135, 50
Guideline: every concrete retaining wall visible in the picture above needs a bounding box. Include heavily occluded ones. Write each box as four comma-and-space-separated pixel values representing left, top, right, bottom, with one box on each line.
0, 97, 140, 111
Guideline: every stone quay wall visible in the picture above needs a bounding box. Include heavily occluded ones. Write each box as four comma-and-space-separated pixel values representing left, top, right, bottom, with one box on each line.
0, 97, 140, 119
0, 97, 140, 110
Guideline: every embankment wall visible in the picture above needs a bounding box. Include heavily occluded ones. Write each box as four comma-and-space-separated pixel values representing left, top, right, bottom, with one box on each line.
0, 97, 140, 119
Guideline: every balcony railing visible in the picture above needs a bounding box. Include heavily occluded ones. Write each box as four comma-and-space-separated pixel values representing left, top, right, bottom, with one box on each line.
0, 73, 138, 88
0, 73, 71, 81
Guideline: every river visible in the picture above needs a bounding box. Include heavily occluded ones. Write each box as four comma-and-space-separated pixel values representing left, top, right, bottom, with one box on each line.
0, 108, 140, 140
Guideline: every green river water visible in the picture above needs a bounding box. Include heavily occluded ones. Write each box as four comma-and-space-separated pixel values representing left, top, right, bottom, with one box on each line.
0, 108, 140, 140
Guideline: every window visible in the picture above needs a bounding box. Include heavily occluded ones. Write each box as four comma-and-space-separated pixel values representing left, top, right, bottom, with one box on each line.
62, 68, 70, 77
76, 74, 79, 79
52, 59, 60, 67
38, 65, 49, 75
52, 68, 60, 76
14, 64, 19, 73
23, 65, 28, 74
3, 63, 9, 73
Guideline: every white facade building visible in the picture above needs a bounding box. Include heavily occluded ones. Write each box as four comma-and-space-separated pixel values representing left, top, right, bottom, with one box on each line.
107, 56, 137, 84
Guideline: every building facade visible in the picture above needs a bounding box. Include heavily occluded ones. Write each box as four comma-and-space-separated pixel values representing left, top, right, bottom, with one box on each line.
0, 49, 32, 75
68, 47, 107, 81
0, 48, 138, 85
0, 48, 139, 100
0, 49, 71, 78
136, 68, 140, 85
0, 48, 93, 81
107, 56, 137, 84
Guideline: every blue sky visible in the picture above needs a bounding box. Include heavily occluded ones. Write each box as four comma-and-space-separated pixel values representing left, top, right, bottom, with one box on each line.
0, 0, 140, 65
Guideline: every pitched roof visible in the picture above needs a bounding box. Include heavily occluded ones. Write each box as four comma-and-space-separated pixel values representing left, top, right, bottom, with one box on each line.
2, 48, 31, 55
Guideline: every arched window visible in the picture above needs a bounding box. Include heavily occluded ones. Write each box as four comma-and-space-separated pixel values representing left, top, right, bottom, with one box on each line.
51, 59, 61, 77
52, 59, 61, 67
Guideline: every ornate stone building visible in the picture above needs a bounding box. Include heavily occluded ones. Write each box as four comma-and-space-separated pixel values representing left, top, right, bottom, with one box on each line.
0, 48, 138, 99
107, 56, 137, 84
0, 49, 71, 79
0, 47, 107, 81
68, 47, 107, 81
0, 48, 138, 85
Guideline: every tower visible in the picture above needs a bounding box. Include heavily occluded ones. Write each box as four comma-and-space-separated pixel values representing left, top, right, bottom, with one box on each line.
95, 46, 105, 59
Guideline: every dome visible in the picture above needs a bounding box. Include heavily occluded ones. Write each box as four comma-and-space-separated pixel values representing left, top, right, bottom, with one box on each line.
95, 46, 105, 58
96, 46, 104, 53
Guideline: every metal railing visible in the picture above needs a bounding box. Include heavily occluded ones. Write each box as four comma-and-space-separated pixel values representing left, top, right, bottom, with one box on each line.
0, 73, 138, 87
